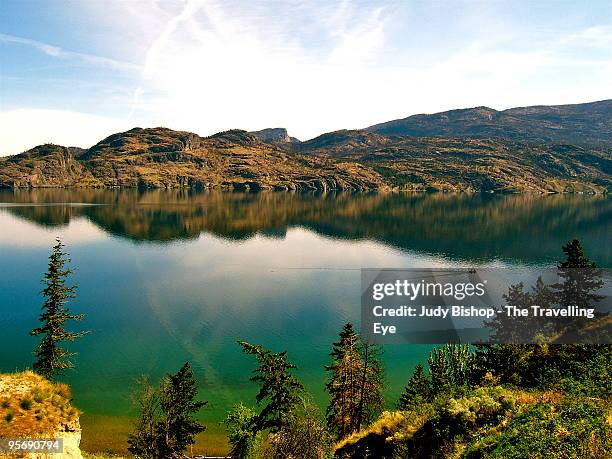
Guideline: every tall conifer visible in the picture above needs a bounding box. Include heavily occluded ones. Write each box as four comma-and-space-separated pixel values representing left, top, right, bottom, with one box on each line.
31, 238, 88, 380
238, 341, 304, 432
325, 323, 384, 439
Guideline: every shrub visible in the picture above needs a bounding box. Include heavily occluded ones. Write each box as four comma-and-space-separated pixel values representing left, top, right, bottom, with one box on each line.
224, 403, 260, 459
464, 399, 611, 459
428, 344, 475, 395
394, 387, 516, 459
20, 398, 33, 410
259, 403, 332, 459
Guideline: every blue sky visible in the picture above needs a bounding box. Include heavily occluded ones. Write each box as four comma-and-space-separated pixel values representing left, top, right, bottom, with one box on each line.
1, 0, 611, 154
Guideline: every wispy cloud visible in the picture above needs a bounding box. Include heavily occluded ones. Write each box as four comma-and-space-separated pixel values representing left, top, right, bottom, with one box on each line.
0, 33, 141, 72
559, 25, 612, 49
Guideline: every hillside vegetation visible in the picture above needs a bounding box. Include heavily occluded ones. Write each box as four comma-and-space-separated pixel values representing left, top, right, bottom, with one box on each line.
0, 371, 84, 458
1, 100, 610, 192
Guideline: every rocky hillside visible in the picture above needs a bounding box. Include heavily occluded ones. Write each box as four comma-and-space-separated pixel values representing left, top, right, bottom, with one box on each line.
0, 371, 84, 459
0, 128, 384, 192
298, 130, 611, 193
1, 99, 610, 192
366, 99, 612, 146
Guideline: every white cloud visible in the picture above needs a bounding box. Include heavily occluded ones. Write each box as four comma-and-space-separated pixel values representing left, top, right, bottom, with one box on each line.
0, 109, 132, 154
1, 1, 610, 149
0, 33, 141, 72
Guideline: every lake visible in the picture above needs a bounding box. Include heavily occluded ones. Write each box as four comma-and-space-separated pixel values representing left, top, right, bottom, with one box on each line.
0, 189, 610, 453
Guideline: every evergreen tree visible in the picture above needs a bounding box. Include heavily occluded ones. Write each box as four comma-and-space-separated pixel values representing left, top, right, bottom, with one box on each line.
552, 239, 605, 333
325, 323, 384, 439
128, 363, 207, 459
476, 239, 607, 388
156, 362, 207, 458
530, 276, 555, 338
30, 238, 88, 380
486, 282, 532, 343
238, 341, 304, 432
325, 323, 362, 439
397, 364, 431, 410
355, 340, 384, 431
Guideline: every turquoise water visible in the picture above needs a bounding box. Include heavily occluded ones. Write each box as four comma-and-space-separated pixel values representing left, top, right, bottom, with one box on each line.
0, 190, 610, 422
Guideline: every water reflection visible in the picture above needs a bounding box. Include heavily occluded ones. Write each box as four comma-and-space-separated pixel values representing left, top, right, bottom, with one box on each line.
1, 189, 610, 265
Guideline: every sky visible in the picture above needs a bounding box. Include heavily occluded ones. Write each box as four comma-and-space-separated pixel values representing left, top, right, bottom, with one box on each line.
0, 0, 611, 155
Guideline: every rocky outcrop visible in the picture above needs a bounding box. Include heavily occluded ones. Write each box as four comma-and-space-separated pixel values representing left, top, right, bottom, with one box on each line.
0, 145, 92, 188
0, 371, 83, 459
250, 127, 299, 144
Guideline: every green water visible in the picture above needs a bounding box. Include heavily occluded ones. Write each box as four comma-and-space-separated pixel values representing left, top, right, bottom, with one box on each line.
0, 190, 610, 423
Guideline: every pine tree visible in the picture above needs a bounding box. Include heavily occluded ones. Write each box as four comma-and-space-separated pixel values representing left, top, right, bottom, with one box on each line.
156, 362, 207, 458
397, 364, 431, 410
325, 324, 384, 439
355, 340, 384, 431
127, 376, 159, 459
238, 341, 304, 432
325, 323, 362, 439
128, 363, 207, 459
552, 239, 605, 333
531, 276, 555, 337
486, 282, 532, 343
30, 238, 88, 380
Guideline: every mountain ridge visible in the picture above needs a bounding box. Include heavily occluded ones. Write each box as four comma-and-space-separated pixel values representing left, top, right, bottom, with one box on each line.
366, 99, 612, 146
1, 100, 610, 193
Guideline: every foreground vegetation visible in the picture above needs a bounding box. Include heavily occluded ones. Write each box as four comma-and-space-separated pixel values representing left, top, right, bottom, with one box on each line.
1, 238, 610, 458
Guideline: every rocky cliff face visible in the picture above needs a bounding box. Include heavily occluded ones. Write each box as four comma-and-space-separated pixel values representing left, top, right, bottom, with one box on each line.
250, 127, 299, 144
0, 145, 90, 188
0, 371, 84, 459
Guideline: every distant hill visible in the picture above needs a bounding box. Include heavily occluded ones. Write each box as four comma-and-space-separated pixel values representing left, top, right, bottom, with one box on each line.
1, 100, 611, 193
366, 100, 612, 146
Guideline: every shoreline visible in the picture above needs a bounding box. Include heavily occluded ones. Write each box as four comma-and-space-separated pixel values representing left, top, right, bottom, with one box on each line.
80, 413, 229, 457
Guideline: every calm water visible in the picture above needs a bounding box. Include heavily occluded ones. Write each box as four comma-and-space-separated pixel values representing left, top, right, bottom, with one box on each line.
0, 190, 610, 425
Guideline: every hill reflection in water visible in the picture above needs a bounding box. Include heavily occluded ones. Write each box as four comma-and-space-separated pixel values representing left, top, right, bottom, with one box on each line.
1, 189, 610, 265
